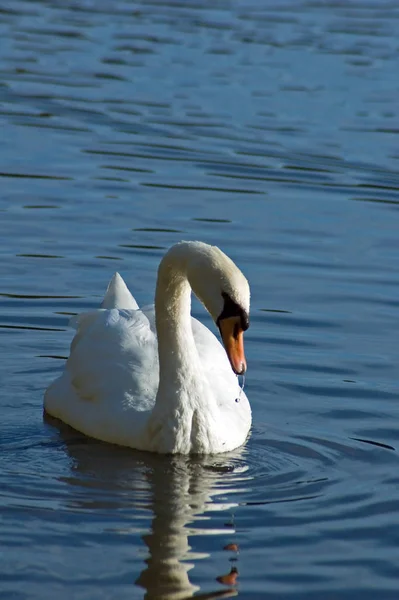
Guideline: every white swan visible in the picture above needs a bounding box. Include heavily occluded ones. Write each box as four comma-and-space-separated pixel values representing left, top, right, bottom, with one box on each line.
44, 241, 251, 454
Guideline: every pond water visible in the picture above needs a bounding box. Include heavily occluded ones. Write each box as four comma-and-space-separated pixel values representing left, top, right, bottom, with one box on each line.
1, 1, 399, 598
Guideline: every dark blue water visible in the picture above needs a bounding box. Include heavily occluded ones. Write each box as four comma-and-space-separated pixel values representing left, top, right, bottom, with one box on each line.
1, 1, 399, 598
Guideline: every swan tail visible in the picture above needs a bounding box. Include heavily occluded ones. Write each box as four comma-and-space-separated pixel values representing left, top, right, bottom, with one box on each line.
101, 272, 139, 310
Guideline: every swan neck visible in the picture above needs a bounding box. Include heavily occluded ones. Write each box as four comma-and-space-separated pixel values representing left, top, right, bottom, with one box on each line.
155, 258, 191, 342
149, 243, 228, 453
154, 249, 209, 412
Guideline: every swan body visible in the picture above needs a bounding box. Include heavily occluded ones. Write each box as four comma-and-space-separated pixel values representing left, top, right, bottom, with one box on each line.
44, 241, 251, 454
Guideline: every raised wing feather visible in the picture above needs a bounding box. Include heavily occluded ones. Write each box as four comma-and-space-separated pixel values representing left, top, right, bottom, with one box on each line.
45, 308, 158, 423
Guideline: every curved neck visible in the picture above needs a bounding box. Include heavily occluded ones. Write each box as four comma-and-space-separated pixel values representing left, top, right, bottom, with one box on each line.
151, 245, 223, 454
154, 252, 205, 407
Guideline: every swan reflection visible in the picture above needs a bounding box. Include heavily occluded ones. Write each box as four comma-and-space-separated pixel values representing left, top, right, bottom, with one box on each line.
50, 420, 251, 599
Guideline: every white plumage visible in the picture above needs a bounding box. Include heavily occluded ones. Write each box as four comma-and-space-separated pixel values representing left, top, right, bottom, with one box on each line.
44, 241, 251, 454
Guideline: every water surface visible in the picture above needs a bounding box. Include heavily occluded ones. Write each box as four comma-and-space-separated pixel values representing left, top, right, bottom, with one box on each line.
1, 1, 399, 598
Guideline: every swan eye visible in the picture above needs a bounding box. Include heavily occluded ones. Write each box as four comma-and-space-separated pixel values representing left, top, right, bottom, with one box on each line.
217, 292, 249, 331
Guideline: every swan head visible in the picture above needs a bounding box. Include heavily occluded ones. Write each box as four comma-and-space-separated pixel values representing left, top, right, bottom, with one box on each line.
181, 241, 250, 375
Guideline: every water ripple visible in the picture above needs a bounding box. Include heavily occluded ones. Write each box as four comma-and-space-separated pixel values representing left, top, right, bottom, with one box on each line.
1, 0, 399, 598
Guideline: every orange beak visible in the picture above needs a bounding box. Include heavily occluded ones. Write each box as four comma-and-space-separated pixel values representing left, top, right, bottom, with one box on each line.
218, 316, 247, 375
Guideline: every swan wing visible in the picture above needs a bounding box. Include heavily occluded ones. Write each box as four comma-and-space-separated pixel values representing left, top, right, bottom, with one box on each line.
44, 307, 159, 445
101, 272, 139, 310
